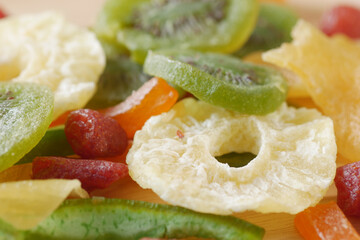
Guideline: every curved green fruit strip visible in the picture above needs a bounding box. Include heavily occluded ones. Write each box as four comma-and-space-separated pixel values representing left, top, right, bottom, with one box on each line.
101, 0, 258, 63
234, 2, 298, 58
0, 82, 53, 171
97, 36, 129, 59
17, 126, 73, 165
85, 55, 150, 109
144, 50, 288, 115
0, 198, 264, 240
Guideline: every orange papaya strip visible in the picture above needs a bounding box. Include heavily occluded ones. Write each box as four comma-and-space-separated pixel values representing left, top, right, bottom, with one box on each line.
294, 201, 360, 240
100, 77, 178, 139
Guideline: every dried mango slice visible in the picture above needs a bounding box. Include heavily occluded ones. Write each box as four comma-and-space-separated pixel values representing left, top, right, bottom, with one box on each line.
127, 98, 336, 215
263, 20, 360, 162
0, 179, 88, 230
0, 12, 105, 119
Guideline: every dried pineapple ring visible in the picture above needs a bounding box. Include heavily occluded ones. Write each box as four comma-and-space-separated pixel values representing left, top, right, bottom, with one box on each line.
127, 98, 336, 215
263, 20, 360, 162
0, 12, 105, 119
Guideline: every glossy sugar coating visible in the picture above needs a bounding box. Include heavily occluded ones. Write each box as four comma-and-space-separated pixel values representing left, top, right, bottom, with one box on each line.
127, 98, 337, 215
0, 82, 53, 171
294, 202, 360, 240
0, 12, 105, 119
263, 20, 360, 162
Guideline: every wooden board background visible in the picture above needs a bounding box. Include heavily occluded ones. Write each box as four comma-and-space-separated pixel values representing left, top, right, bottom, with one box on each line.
1, 0, 360, 239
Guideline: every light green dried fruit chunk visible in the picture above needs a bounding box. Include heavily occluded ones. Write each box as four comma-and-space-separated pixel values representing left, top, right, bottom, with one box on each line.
127, 98, 337, 215
0, 82, 54, 172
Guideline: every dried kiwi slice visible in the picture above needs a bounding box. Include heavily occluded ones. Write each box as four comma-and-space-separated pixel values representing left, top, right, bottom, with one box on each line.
234, 2, 298, 58
86, 55, 149, 109
144, 50, 287, 115
0, 82, 53, 171
101, 0, 258, 63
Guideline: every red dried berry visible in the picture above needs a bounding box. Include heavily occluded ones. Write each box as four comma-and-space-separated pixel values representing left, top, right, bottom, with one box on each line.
320, 5, 360, 39
65, 109, 128, 158
32, 156, 129, 192
0, 8, 6, 19
334, 161, 360, 216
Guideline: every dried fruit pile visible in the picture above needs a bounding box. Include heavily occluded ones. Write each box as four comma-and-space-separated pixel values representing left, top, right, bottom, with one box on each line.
0, 1, 360, 240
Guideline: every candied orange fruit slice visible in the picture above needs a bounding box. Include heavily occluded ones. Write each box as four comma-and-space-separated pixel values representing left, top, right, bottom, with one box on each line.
294, 201, 360, 240
101, 77, 178, 139
263, 20, 360, 162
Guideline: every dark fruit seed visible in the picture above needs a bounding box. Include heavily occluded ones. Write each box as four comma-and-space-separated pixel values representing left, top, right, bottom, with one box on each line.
65, 109, 128, 158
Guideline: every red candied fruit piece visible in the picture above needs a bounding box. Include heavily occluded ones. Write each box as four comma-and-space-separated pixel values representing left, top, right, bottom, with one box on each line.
320, 5, 360, 39
335, 161, 360, 216
0, 8, 6, 19
32, 156, 129, 192
65, 109, 128, 158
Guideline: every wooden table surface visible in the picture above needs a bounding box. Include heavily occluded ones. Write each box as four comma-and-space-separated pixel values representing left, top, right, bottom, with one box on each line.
1, 0, 360, 239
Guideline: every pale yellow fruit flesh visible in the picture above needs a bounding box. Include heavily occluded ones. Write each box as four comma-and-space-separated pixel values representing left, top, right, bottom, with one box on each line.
263, 20, 360, 162
0, 179, 88, 230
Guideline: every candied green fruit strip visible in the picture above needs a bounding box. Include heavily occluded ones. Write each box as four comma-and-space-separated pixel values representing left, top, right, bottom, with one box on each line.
17, 126, 74, 165
0, 82, 54, 171
85, 55, 150, 109
144, 51, 287, 115
0, 198, 264, 240
234, 2, 298, 58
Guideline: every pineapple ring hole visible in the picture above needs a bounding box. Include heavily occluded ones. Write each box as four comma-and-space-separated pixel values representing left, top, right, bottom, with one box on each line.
211, 118, 262, 169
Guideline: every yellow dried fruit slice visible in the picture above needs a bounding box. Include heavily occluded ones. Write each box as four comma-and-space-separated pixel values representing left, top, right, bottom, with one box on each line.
127, 98, 336, 215
0, 12, 105, 119
0, 179, 88, 230
263, 20, 360, 162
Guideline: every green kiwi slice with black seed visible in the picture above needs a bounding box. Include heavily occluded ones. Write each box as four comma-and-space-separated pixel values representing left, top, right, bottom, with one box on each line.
234, 2, 298, 58
97, 0, 258, 63
144, 50, 288, 115
0, 82, 53, 171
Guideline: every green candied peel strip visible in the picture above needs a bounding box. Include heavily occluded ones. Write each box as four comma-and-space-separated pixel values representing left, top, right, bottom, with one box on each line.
234, 2, 298, 58
0, 82, 54, 171
17, 125, 74, 165
85, 55, 150, 109
144, 50, 288, 115
0, 198, 265, 240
